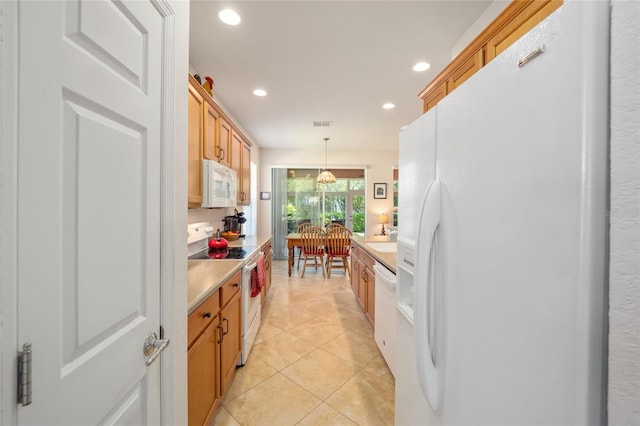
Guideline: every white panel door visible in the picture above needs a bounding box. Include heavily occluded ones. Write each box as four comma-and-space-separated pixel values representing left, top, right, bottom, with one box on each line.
16, 1, 170, 424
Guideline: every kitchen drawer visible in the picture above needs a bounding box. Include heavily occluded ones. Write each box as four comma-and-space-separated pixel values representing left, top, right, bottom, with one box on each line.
360, 250, 376, 273
220, 269, 242, 308
188, 289, 220, 347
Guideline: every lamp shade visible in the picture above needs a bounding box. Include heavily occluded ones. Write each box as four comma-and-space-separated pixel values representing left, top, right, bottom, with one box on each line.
316, 137, 336, 184
379, 213, 389, 224
317, 169, 336, 183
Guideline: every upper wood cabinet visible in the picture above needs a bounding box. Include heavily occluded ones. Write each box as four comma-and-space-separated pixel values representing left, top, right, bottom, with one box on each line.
188, 74, 254, 208
241, 141, 252, 205
419, 0, 563, 113
421, 81, 447, 113
446, 48, 484, 93
485, 0, 563, 62
188, 84, 204, 208
230, 129, 252, 206
231, 129, 242, 182
203, 102, 219, 161
217, 117, 232, 169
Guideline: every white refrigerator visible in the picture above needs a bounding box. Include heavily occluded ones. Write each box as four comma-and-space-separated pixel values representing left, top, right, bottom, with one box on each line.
395, 2, 609, 425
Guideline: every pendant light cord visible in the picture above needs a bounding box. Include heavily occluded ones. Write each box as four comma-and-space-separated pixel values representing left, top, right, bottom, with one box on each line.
324, 137, 329, 169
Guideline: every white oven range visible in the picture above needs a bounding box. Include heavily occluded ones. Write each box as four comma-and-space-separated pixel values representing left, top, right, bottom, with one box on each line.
238, 250, 262, 365
188, 222, 261, 366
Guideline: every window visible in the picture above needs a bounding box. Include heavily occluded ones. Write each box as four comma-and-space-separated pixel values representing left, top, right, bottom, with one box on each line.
393, 168, 398, 226
272, 167, 365, 260
285, 169, 364, 233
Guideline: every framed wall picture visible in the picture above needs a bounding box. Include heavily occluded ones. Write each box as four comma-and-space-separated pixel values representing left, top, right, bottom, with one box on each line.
373, 183, 387, 199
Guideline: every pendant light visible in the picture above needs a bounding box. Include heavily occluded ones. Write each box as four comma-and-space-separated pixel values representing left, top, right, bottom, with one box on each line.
317, 137, 336, 184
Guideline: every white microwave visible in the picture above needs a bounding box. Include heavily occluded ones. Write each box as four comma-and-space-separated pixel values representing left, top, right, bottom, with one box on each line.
202, 160, 237, 208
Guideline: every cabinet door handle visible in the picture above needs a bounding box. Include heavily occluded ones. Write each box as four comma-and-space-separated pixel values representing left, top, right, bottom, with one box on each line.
217, 325, 224, 343
220, 148, 225, 161
222, 317, 229, 335
232, 283, 239, 288
202, 311, 211, 318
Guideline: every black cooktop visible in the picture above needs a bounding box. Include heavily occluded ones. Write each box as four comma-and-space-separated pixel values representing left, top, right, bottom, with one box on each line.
188, 246, 257, 260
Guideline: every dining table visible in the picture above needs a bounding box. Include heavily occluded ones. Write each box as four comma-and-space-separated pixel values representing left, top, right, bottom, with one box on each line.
285, 231, 354, 276
284, 232, 303, 277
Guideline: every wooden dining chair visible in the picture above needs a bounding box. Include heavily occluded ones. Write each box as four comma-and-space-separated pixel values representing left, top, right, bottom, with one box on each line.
300, 226, 326, 278
296, 222, 314, 270
325, 228, 351, 278
325, 223, 348, 234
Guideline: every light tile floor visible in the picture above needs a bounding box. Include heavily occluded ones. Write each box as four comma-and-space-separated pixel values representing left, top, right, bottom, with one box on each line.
211, 259, 395, 426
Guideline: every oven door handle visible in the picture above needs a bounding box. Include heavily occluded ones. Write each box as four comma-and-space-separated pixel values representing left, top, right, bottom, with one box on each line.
243, 252, 265, 271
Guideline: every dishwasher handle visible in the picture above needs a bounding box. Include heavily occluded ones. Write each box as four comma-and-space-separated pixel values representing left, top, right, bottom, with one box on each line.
374, 263, 396, 291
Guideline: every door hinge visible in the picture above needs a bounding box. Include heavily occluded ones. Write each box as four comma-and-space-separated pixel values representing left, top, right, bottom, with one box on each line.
159, 325, 165, 340
17, 343, 32, 406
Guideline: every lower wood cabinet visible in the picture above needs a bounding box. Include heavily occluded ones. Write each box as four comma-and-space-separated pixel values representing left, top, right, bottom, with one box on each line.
261, 239, 273, 302
365, 265, 375, 327
187, 269, 242, 426
188, 316, 219, 426
350, 242, 375, 326
350, 244, 361, 303
219, 289, 241, 395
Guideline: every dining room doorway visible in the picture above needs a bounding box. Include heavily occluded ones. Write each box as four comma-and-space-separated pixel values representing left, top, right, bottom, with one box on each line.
271, 167, 364, 260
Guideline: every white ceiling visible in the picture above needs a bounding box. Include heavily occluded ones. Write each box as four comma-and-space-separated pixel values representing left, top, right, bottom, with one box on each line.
189, 1, 494, 152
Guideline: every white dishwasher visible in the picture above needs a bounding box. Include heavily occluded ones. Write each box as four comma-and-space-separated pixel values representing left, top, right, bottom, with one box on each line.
374, 262, 397, 377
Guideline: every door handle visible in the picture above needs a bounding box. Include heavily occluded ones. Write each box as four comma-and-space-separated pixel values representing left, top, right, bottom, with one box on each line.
143, 332, 170, 366
415, 179, 442, 411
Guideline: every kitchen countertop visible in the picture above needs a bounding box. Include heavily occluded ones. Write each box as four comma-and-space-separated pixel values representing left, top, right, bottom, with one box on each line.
351, 234, 396, 273
227, 234, 272, 249
187, 234, 273, 314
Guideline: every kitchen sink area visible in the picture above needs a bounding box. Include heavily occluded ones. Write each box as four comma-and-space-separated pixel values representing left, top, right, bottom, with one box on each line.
365, 242, 398, 253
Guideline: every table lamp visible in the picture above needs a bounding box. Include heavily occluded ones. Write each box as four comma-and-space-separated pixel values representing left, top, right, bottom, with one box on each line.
379, 213, 389, 236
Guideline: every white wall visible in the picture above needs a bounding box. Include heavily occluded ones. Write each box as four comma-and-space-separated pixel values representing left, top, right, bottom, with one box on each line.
170, 1, 190, 424
609, 1, 640, 424
451, 0, 510, 59
0, 2, 17, 422
258, 148, 397, 239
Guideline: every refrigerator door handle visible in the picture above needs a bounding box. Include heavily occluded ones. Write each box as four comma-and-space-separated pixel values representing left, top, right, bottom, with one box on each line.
415, 179, 442, 412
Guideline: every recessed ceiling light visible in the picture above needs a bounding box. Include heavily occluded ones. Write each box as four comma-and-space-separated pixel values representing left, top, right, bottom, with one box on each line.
219, 9, 241, 25
382, 103, 395, 110
413, 62, 431, 72
253, 89, 267, 97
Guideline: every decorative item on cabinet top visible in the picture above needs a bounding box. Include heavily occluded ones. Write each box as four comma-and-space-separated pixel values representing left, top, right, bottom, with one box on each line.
203, 76, 214, 96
